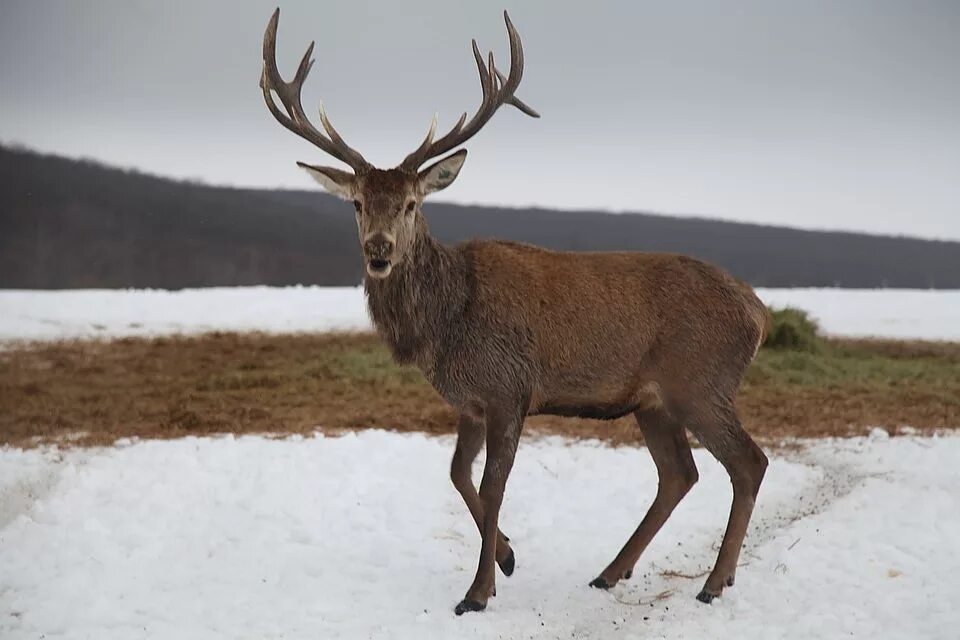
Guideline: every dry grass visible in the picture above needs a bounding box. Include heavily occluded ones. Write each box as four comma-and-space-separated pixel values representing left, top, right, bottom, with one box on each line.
1, 332, 958, 448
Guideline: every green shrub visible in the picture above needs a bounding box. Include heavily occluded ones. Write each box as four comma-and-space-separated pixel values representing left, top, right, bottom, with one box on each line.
763, 306, 822, 352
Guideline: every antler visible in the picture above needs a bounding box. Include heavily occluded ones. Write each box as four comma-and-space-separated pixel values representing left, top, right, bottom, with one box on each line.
400, 11, 539, 171
260, 8, 371, 173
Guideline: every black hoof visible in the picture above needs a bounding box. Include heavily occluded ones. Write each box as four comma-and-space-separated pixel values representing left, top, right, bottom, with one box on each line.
500, 549, 515, 577
589, 576, 613, 590
454, 599, 486, 616
623, 569, 633, 580
696, 589, 718, 604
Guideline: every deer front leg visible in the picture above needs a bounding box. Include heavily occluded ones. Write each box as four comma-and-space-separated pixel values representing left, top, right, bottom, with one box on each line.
454, 402, 523, 615
450, 413, 515, 577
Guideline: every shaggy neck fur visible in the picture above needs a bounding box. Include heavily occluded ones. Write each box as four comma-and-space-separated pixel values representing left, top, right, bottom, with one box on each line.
364, 224, 470, 374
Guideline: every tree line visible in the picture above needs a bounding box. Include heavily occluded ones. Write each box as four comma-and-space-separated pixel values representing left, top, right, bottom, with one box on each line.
2, 145, 957, 289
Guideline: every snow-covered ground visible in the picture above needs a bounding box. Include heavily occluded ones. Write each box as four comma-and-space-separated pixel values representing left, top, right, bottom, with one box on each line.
2, 285, 957, 637
0, 286, 368, 342
1, 286, 958, 342
1, 430, 957, 639
758, 288, 960, 342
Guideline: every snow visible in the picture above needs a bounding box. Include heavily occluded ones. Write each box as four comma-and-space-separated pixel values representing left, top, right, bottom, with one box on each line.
0, 286, 369, 342
757, 287, 960, 341
1, 286, 958, 342
2, 431, 958, 639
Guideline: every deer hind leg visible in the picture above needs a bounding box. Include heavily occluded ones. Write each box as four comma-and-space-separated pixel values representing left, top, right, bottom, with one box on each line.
455, 402, 524, 615
450, 413, 515, 580
687, 402, 768, 603
590, 407, 699, 590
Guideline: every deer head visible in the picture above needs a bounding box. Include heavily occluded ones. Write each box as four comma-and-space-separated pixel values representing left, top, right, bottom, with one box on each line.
260, 8, 538, 279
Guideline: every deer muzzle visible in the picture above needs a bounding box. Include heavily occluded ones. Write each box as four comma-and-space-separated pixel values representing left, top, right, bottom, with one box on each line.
363, 232, 396, 278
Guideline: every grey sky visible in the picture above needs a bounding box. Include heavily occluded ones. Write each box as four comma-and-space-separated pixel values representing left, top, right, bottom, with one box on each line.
2, 0, 958, 240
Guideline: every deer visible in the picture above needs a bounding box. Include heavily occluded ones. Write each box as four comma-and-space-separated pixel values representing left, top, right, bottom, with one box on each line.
260, 8, 771, 616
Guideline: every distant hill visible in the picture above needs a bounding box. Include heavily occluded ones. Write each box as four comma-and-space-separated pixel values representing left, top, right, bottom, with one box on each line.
2, 145, 958, 289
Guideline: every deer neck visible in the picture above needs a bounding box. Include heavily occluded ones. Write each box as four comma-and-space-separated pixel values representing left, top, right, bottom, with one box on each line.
364, 229, 469, 374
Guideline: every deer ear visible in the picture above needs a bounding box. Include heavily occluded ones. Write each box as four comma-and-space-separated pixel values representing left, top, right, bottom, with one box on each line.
297, 162, 356, 200
418, 150, 467, 195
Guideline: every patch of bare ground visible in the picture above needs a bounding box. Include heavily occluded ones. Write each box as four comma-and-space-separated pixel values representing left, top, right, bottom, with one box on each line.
0, 332, 957, 448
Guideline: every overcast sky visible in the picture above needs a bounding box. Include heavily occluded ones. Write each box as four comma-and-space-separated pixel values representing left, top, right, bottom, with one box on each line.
2, 0, 958, 240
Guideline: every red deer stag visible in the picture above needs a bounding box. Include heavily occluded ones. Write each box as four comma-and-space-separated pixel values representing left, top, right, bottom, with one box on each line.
260, 8, 770, 616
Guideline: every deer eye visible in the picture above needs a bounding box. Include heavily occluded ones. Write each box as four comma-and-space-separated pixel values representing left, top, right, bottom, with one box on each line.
405, 201, 416, 214
353, 200, 362, 213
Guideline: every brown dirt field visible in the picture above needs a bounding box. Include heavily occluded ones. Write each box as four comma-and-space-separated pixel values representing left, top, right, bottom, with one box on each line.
1, 332, 958, 448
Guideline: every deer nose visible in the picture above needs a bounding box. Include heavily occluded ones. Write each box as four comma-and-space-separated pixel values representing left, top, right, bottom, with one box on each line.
364, 232, 394, 258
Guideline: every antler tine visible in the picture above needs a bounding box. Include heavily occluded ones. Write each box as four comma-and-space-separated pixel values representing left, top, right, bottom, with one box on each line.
502, 11, 523, 94
293, 41, 315, 88
493, 67, 540, 118
474, 40, 493, 102
488, 51, 499, 94
318, 101, 357, 154
400, 11, 539, 170
405, 113, 441, 166
260, 8, 370, 172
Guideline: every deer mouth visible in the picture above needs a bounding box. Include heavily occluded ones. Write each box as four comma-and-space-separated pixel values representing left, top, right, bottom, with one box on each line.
367, 258, 392, 278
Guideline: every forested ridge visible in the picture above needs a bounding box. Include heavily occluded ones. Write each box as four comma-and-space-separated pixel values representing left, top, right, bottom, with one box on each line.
3, 145, 957, 289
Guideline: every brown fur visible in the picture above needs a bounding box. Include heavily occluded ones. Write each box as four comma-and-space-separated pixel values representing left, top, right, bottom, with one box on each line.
368, 235, 769, 420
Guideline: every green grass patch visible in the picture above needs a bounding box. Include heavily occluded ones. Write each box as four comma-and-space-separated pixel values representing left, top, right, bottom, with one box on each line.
747, 339, 960, 393
327, 346, 424, 385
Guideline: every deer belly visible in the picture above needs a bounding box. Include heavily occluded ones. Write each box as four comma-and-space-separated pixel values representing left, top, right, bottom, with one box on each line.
530, 379, 663, 421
